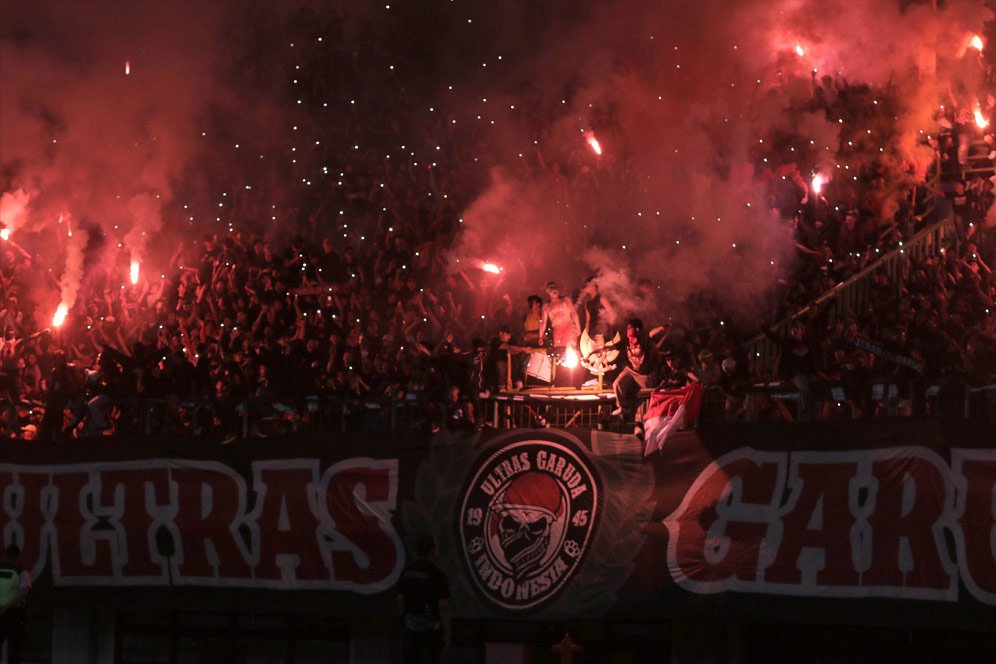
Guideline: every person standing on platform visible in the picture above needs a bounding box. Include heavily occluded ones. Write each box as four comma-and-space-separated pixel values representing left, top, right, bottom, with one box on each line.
397, 535, 451, 664
538, 282, 581, 352
521, 295, 544, 348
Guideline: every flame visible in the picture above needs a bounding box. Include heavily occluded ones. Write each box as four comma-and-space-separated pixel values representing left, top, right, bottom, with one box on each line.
125, 60, 131, 75
974, 106, 989, 129
481, 261, 501, 274
562, 346, 579, 369
0, 228, 8, 241
794, 43, 804, 57
971, 35, 984, 52
130, 260, 140, 284
52, 303, 68, 328
811, 174, 825, 194
584, 131, 602, 156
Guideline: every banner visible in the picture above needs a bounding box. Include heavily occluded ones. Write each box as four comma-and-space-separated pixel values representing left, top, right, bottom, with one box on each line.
1, 420, 994, 629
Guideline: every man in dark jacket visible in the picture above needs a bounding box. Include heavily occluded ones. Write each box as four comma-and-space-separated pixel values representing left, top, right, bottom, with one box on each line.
0, 544, 31, 664
396, 535, 451, 664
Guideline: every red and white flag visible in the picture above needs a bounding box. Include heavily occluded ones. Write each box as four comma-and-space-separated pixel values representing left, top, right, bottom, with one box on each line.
642, 383, 703, 455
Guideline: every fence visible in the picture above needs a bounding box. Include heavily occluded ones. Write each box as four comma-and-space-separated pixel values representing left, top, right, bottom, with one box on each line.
744, 218, 959, 380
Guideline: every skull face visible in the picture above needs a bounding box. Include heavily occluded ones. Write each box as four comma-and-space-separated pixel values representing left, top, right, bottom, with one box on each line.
488, 472, 565, 580
497, 507, 553, 579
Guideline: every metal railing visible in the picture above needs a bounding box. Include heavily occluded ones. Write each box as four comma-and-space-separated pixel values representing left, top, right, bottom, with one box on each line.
744, 218, 959, 380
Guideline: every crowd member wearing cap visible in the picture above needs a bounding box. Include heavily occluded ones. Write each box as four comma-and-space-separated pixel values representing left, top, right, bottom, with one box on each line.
657, 350, 690, 390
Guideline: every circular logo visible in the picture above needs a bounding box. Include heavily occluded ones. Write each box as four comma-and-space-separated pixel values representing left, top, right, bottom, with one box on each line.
458, 438, 599, 610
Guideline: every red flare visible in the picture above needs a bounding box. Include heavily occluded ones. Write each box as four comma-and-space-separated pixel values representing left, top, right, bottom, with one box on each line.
481, 261, 501, 274
812, 174, 826, 194
584, 131, 602, 156
974, 106, 989, 129
53, 304, 68, 328
130, 260, 140, 285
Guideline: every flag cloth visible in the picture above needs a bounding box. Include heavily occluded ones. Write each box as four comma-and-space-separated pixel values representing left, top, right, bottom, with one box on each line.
642, 383, 703, 455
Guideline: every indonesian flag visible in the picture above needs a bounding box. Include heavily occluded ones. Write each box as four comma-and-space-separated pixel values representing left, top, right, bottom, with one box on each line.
642, 383, 703, 455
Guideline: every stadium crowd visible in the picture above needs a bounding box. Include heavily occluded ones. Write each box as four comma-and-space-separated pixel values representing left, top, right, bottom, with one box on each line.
1, 9, 994, 443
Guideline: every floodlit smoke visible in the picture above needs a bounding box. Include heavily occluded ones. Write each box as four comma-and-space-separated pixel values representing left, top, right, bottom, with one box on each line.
57, 215, 86, 319
0, 0, 227, 315
449, 0, 993, 325
0, 189, 32, 234
2, 0, 993, 335
579, 246, 645, 326
123, 192, 164, 268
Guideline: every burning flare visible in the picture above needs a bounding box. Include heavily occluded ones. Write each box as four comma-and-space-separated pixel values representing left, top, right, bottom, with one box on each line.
584, 130, 602, 156
0, 228, 9, 241
130, 260, 140, 285
481, 261, 501, 274
52, 304, 69, 328
811, 174, 826, 194
562, 346, 579, 369
125, 60, 131, 75
794, 43, 805, 57
974, 106, 989, 129
971, 35, 984, 52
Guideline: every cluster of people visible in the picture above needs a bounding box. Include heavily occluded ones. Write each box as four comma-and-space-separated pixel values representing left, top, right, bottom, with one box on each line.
0, 204, 990, 443
1, 11, 994, 443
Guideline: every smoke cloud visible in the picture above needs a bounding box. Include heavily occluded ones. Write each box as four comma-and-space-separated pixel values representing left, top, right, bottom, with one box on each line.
0, 0, 228, 321
1, 0, 993, 331
445, 0, 993, 325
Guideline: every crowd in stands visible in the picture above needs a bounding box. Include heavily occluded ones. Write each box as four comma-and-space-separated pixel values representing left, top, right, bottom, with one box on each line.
1, 11, 994, 443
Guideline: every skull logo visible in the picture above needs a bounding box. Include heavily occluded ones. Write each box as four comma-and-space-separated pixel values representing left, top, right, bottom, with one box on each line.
489, 472, 565, 580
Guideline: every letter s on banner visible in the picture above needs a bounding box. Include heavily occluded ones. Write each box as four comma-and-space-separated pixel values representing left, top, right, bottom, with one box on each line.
317, 458, 403, 593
